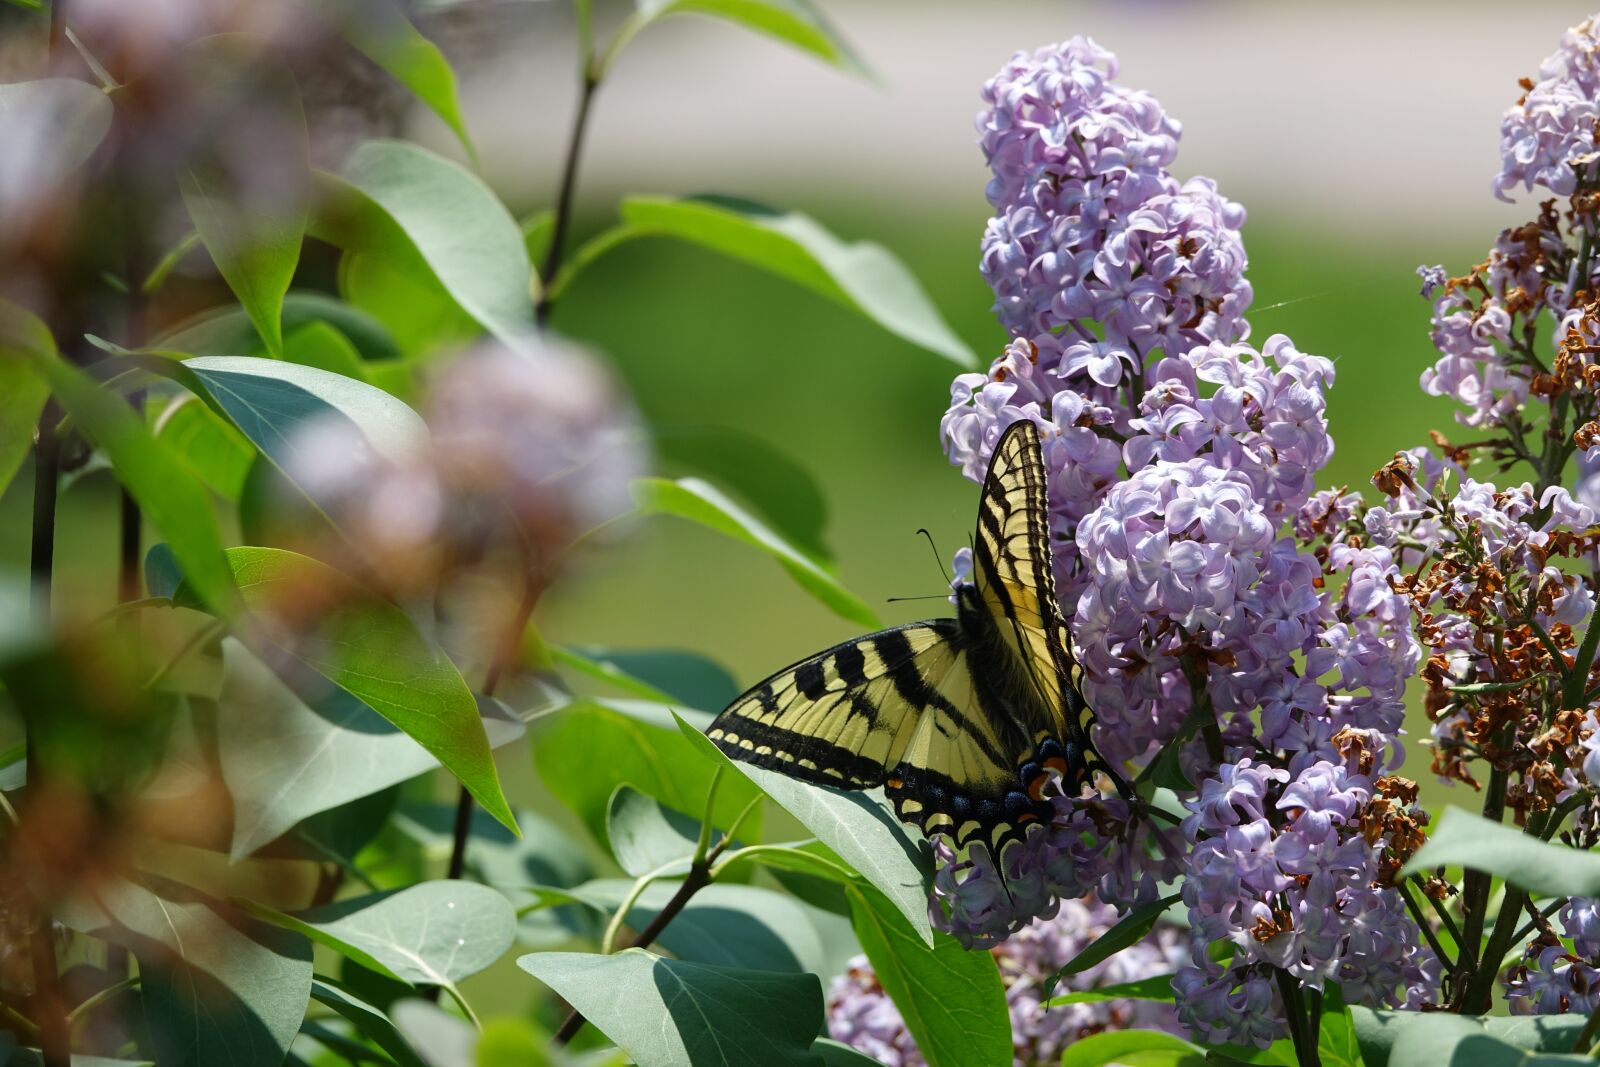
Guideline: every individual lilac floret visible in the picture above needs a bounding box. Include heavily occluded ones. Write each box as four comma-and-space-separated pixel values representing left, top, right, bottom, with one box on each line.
1506, 944, 1600, 1015
831, 894, 1185, 1067
975, 37, 1251, 349
1495, 16, 1600, 200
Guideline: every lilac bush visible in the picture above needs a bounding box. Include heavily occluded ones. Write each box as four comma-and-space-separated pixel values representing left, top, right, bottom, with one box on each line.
881, 16, 1600, 1062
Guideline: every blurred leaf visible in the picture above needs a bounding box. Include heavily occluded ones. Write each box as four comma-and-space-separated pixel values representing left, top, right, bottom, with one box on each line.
339, 248, 480, 359
59, 874, 312, 1067
476, 1017, 552, 1067
1043, 893, 1182, 993
152, 395, 254, 500
635, 476, 877, 627
8, 1055, 154, 1066
1384, 1014, 1591, 1067
845, 883, 1008, 1067
1044, 974, 1176, 1007
0, 76, 113, 191
322, 0, 476, 159
577, 879, 827, 973
391, 998, 476, 1067
217, 639, 523, 859
170, 546, 515, 833
607, 785, 703, 876
1318, 984, 1363, 1067
309, 977, 428, 1067
313, 139, 535, 347
245, 880, 516, 991
612, 0, 865, 77
1060, 1030, 1207, 1067
183, 170, 306, 359
519, 948, 824, 1066
812, 1039, 881, 1067
7, 304, 240, 616
1400, 805, 1600, 896
1351, 1009, 1588, 1067
282, 320, 370, 381
566, 196, 974, 368
0, 346, 47, 500
656, 424, 831, 562
535, 698, 760, 849
522, 210, 554, 280
675, 713, 933, 943
554, 646, 739, 708
156, 292, 402, 363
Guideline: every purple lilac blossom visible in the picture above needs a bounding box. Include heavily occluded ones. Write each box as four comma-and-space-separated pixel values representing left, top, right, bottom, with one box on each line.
1495, 16, 1600, 200
1506, 898, 1600, 1014
829, 896, 1185, 1067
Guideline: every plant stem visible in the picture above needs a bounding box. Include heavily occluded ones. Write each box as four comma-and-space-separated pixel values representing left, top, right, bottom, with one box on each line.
535, 68, 599, 325
65, 975, 138, 1031
1575, 993, 1600, 1054
1456, 762, 1508, 997
1400, 880, 1458, 974
27, 402, 70, 1067
553, 860, 713, 1046
1463, 884, 1528, 1013
1274, 968, 1319, 1067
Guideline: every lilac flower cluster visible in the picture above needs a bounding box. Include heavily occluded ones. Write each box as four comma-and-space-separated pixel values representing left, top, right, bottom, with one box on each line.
829, 896, 1184, 1067
1495, 16, 1600, 201
1506, 897, 1600, 1014
1174, 760, 1437, 1045
977, 38, 1249, 347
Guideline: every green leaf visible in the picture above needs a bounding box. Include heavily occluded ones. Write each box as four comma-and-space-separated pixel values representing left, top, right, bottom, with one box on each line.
635, 476, 878, 627
1386, 1014, 1591, 1067
0, 344, 47, 500
656, 424, 832, 563
812, 1039, 884, 1067
535, 698, 760, 849
606, 785, 703, 877
1061, 1030, 1207, 1067
390, 998, 477, 1067
1351, 1009, 1589, 1067
845, 883, 1009, 1067
325, 0, 476, 159
152, 395, 255, 500
156, 292, 402, 363
282, 320, 370, 381
612, 0, 865, 77
183, 171, 306, 359
6, 305, 240, 617
518, 948, 825, 1066
675, 712, 933, 943
181, 546, 515, 833
1318, 984, 1364, 1067
522, 210, 554, 279
1400, 805, 1600, 897
217, 639, 523, 859
577, 878, 827, 974
309, 977, 428, 1067
553, 645, 739, 708
58, 875, 312, 1067
1043, 893, 1182, 993
246, 880, 516, 992
1044, 974, 1176, 1007
566, 196, 974, 368
338, 247, 479, 360
313, 139, 535, 347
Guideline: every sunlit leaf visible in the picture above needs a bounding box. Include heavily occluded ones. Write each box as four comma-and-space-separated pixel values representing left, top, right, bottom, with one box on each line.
607, 785, 703, 876
846, 883, 1009, 1067
1400, 805, 1600, 897
1044, 975, 1175, 1007
553, 646, 739, 709
309, 977, 428, 1067
675, 713, 932, 943
152, 395, 255, 500
1318, 984, 1364, 1067
244, 880, 516, 991
282, 320, 370, 381
156, 293, 402, 363
1060, 1030, 1207, 1067
519, 949, 824, 1066
217, 640, 523, 859
313, 139, 534, 347
564, 196, 974, 368
1043, 893, 1182, 993
0, 345, 47, 500
635, 476, 877, 627
1351, 1008, 1588, 1067
59, 875, 312, 1067
322, 0, 476, 158
612, 0, 865, 77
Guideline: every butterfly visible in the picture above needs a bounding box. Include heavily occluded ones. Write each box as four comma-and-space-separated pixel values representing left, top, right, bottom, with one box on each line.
705, 419, 1120, 853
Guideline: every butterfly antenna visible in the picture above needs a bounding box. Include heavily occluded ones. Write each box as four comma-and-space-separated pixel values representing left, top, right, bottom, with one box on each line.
886, 593, 953, 604
917, 528, 953, 585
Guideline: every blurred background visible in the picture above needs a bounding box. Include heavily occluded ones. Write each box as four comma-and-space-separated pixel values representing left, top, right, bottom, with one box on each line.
7, 0, 1600, 735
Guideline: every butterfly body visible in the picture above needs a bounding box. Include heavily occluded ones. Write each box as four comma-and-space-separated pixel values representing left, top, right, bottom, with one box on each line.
707, 420, 1115, 853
